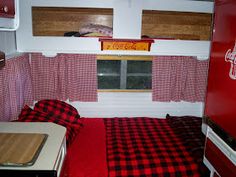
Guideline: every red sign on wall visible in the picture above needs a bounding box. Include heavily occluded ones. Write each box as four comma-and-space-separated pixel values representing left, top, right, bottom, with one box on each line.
205, 0, 236, 142
99, 38, 154, 51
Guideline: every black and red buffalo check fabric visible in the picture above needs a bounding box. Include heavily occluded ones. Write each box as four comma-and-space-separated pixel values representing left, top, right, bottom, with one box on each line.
34, 99, 81, 125
104, 118, 200, 177
17, 105, 81, 146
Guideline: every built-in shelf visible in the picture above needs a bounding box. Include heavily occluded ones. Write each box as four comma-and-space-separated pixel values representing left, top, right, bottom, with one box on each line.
16, 0, 214, 58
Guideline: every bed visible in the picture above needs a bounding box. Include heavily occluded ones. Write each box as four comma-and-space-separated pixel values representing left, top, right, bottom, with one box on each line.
16, 100, 209, 177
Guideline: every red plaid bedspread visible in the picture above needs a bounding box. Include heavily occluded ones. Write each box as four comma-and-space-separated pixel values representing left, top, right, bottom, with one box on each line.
104, 118, 200, 177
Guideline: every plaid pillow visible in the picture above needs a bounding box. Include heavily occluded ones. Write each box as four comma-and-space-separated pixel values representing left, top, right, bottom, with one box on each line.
34, 99, 81, 127
17, 105, 80, 145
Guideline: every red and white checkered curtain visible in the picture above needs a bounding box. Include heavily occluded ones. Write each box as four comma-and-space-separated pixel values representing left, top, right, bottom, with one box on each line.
66, 54, 97, 102
0, 54, 33, 121
31, 53, 97, 102
152, 56, 209, 102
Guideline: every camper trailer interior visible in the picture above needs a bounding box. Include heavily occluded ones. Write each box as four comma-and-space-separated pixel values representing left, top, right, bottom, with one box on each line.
0, 0, 236, 177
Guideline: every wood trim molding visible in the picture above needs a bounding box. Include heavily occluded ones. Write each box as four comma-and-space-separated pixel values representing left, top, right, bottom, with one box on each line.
97, 55, 153, 61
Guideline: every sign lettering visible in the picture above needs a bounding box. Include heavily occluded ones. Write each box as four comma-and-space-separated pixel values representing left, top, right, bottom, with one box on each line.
225, 41, 236, 80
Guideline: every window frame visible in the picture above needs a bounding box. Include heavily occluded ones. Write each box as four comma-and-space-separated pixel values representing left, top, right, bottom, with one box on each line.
97, 55, 152, 92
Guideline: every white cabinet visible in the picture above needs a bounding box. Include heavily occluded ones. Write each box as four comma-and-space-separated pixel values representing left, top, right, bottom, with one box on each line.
0, 122, 66, 177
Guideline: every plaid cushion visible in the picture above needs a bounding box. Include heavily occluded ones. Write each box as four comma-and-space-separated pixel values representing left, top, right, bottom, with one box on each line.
17, 105, 80, 145
34, 99, 81, 126
166, 114, 204, 148
166, 114, 209, 176
104, 118, 201, 177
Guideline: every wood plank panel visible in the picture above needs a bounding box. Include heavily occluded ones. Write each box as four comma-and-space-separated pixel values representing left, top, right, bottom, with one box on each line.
32, 7, 212, 40
142, 10, 212, 40
0, 133, 47, 166
32, 7, 113, 36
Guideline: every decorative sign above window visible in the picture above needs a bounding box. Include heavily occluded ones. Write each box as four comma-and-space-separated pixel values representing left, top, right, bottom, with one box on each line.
99, 38, 154, 51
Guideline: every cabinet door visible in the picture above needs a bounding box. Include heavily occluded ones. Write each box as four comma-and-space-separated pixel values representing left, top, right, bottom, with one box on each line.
0, 0, 15, 18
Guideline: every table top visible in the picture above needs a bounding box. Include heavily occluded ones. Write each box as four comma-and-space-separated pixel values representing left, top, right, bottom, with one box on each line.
0, 133, 47, 167
0, 122, 66, 170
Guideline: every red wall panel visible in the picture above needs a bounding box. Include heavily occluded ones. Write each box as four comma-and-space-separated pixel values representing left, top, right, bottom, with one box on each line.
205, 0, 236, 140
205, 139, 236, 177
0, 0, 15, 18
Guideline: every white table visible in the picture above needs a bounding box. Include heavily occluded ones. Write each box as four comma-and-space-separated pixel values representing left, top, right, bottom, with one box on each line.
0, 122, 66, 177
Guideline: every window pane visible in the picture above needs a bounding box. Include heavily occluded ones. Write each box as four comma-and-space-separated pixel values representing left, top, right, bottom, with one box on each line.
97, 60, 121, 74
97, 58, 152, 90
127, 76, 152, 89
98, 76, 120, 89
127, 61, 152, 74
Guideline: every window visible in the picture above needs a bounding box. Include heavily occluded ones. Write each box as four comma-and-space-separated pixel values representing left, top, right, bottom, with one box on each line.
97, 56, 152, 90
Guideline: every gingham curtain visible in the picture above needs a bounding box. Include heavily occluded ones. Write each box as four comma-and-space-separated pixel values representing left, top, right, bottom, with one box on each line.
0, 54, 33, 121
31, 53, 97, 102
152, 56, 209, 102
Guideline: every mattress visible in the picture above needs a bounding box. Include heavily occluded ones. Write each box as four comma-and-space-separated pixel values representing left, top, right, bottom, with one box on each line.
62, 117, 207, 177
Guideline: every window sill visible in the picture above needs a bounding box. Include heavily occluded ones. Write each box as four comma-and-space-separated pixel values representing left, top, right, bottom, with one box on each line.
97, 89, 151, 92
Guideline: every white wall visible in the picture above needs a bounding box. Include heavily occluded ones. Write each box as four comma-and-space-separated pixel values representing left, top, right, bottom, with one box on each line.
0, 31, 17, 58
68, 92, 204, 118
14, 0, 209, 118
